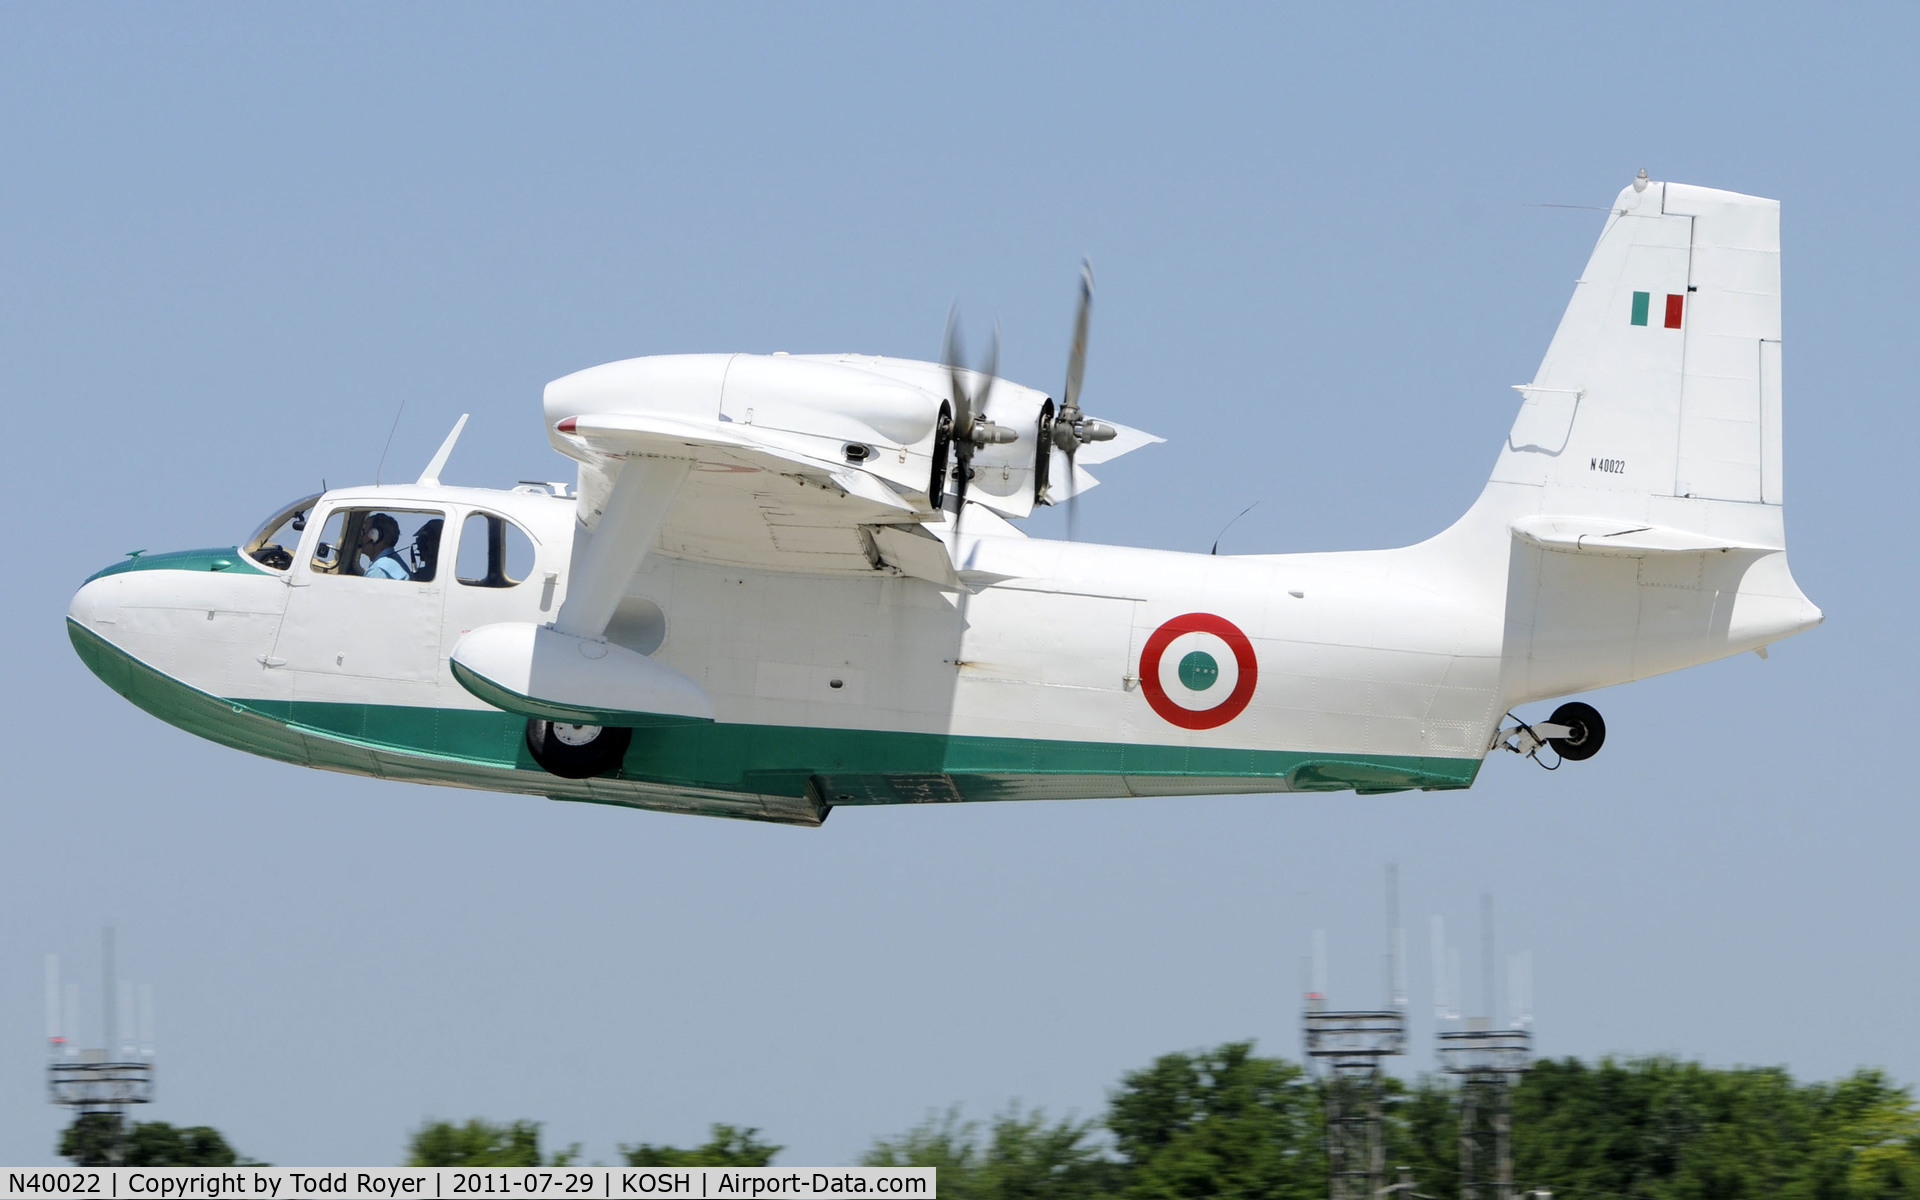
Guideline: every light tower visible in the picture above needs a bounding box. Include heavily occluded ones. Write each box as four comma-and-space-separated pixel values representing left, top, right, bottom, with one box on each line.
1303, 866, 1408, 1200
1435, 897, 1532, 1200
47, 928, 155, 1163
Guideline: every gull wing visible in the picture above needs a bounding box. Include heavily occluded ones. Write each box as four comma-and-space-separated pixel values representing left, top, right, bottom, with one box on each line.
558, 409, 925, 575
542, 353, 1164, 629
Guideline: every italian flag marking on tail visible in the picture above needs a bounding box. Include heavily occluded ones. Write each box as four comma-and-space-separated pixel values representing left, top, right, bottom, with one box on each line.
1632, 291, 1685, 329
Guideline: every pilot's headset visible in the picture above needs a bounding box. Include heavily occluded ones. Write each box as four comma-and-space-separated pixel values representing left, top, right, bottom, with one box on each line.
364, 512, 401, 549
410, 518, 444, 582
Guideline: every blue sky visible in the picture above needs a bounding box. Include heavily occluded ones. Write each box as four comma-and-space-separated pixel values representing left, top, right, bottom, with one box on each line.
3, 2, 1916, 1167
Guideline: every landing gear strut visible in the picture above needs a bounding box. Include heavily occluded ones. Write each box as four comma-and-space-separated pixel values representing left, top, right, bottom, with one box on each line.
1496, 701, 1606, 769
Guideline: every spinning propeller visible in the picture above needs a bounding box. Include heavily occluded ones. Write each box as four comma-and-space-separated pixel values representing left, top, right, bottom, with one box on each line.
935, 259, 1116, 541
936, 312, 1017, 536
1038, 260, 1116, 538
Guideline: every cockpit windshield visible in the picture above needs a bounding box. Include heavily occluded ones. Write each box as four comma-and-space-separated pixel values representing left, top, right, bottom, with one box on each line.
243, 494, 322, 571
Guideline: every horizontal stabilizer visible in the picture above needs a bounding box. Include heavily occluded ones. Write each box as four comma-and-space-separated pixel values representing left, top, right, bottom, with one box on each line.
1511, 515, 1772, 556
450, 622, 714, 727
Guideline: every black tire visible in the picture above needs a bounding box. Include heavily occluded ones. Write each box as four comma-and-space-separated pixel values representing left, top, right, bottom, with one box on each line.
524, 719, 632, 779
1546, 701, 1606, 762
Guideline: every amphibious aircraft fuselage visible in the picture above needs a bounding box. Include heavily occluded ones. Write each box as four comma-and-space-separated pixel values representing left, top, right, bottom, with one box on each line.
67, 177, 1823, 825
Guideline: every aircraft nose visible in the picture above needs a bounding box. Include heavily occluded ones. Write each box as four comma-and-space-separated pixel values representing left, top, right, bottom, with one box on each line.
67, 572, 143, 695
68, 573, 122, 630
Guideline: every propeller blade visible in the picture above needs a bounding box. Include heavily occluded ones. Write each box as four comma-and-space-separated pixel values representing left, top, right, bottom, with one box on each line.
952, 441, 971, 538
942, 308, 971, 443
943, 309, 976, 538
1054, 260, 1095, 537
1063, 258, 1092, 418
974, 322, 1000, 429
1064, 440, 1079, 541
940, 307, 977, 525
961, 327, 1016, 446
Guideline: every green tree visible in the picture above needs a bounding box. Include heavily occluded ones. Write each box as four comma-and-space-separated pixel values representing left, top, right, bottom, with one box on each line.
864, 1105, 1117, 1199
1799, 1068, 1920, 1199
60, 1114, 253, 1167
124, 1123, 245, 1167
852, 1046, 1920, 1200
1507, 1056, 1920, 1199
61, 1105, 255, 1167
58, 1114, 124, 1167
621, 1125, 780, 1168
1105, 1042, 1322, 1199
863, 1108, 980, 1182
406, 1119, 577, 1167
1383, 1075, 1457, 1198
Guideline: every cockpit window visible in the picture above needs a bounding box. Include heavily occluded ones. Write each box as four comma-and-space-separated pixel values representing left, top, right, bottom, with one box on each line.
243, 494, 322, 571
308, 507, 447, 581
456, 512, 536, 587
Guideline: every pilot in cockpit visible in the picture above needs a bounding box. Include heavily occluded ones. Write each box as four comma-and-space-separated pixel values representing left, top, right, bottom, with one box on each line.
359, 513, 411, 580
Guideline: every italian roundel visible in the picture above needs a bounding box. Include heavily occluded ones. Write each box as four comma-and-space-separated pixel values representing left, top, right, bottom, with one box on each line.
1138, 612, 1258, 730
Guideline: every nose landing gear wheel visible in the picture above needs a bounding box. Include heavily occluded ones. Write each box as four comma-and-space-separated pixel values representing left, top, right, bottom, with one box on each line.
1546, 701, 1606, 762
525, 719, 633, 779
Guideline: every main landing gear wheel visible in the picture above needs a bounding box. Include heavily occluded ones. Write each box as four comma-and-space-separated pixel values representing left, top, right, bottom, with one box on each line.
1545, 701, 1606, 762
525, 719, 632, 779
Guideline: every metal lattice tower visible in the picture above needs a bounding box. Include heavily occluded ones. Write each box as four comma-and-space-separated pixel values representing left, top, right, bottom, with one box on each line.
1435, 896, 1532, 1200
1439, 1026, 1530, 1200
1306, 1003, 1407, 1200
1302, 865, 1410, 1200
46, 929, 154, 1163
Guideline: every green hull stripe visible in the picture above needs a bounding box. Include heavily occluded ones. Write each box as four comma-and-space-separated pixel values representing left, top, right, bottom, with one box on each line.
85, 546, 269, 583
68, 619, 1483, 808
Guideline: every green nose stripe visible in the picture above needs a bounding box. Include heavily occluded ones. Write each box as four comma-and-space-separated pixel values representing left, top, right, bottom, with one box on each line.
1177, 650, 1219, 692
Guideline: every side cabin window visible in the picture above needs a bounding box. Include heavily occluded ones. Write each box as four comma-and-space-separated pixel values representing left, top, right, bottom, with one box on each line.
243, 493, 322, 571
456, 512, 535, 587
310, 508, 447, 582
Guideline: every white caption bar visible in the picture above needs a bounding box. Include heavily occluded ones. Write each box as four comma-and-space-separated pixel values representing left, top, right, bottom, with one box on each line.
1, 1169, 936, 1200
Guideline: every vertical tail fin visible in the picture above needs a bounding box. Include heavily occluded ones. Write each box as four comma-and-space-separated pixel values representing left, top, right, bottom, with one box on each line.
1461, 175, 1820, 702
1492, 176, 1784, 543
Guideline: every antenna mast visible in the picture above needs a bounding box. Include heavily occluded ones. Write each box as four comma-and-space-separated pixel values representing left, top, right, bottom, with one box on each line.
1482, 894, 1497, 1030
1388, 864, 1407, 1012
48, 927, 155, 1164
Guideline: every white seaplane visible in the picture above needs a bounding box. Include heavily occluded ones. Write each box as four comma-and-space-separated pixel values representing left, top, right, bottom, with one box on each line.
68, 175, 1821, 826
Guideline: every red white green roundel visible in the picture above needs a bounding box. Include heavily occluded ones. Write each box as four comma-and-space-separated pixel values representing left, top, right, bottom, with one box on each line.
1139, 613, 1259, 730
